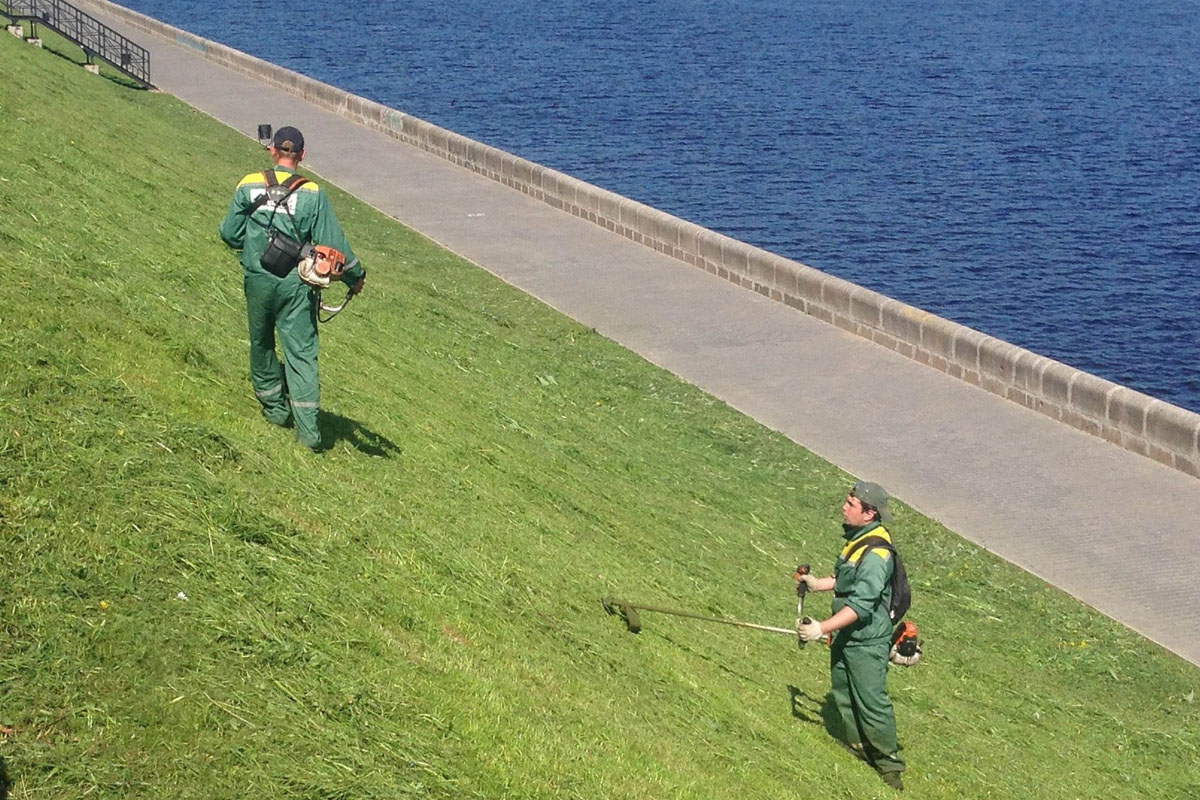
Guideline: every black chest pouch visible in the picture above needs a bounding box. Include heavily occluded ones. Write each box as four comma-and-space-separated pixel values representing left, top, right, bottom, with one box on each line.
261, 228, 305, 277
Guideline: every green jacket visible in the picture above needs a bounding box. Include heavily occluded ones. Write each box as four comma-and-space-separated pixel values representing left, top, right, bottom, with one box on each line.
218, 166, 365, 286
830, 521, 895, 645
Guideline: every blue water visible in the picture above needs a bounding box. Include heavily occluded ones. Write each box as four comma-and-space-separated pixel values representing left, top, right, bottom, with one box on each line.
126, 0, 1200, 412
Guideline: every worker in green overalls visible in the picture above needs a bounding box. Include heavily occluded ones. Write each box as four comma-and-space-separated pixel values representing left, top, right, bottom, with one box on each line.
218, 126, 365, 451
797, 481, 906, 790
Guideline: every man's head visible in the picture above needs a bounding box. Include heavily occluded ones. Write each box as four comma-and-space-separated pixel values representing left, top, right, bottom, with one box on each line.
269, 125, 305, 165
843, 480, 892, 525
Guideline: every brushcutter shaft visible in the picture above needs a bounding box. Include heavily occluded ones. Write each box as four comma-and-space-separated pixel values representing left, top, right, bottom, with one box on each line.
603, 598, 795, 636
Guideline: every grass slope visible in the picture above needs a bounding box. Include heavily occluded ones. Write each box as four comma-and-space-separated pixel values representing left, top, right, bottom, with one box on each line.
1, 30, 1197, 800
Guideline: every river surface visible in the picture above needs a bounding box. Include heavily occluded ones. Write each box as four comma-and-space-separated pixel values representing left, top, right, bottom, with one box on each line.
123, 0, 1200, 412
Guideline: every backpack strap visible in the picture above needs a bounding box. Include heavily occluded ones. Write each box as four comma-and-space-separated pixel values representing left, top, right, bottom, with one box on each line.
261, 172, 310, 231
239, 170, 308, 216
847, 535, 894, 565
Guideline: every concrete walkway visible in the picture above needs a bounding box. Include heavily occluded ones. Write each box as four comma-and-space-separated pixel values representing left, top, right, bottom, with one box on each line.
83, 4, 1199, 666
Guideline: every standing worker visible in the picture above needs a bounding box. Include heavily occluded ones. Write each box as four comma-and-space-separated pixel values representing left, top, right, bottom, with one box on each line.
218, 126, 365, 451
796, 481, 906, 790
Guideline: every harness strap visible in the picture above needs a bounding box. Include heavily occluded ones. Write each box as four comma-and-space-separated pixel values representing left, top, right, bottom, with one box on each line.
261, 171, 309, 231
240, 170, 308, 216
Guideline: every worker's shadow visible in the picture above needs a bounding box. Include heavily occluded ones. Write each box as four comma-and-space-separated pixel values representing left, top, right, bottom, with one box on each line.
317, 410, 402, 458
788, 685, 842, 740
1, 754, 10, 800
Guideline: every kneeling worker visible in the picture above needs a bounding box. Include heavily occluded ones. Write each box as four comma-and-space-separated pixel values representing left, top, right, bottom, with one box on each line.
218, 126, 365, 450
796, 481, 905, 790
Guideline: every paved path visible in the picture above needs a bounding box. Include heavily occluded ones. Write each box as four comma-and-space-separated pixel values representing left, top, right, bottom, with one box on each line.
84, 4, 1200, 666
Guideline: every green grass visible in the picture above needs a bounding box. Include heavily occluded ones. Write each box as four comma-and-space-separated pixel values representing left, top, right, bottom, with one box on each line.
1, 29, 1197, 800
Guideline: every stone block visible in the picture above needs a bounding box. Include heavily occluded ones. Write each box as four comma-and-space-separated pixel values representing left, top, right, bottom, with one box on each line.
596, 190, 620, 223
981, 374, 1008, 397
84, 63, 100, 75
656, 212, 682, 251
1006, 386, 1030, 406
1120, 433, 1150, 457
1106, 387, 1153, 437
871, 330, 898, 351
1040, 361, 1073, 406
1068, 372, 1114, 423
1008, 350, 1042, 392
745, 251, 775, 291
952, 329, 986, 371
721, 238, 752, 279
466, 140, 487, 169
879, 300, 923, 346
845, 288, 880, 330
699, 231, 725, 267
513, 158, 532, 188
977, 336, 1021, 382
635, 205, 660, 242
444, 130, 466, 161
8, 25, 24, 38
678, 223, 699, 261
426, 125, 448, 155
1145, 401, 1200, 461
1060, 409, 1102, 437
821, 274, 857, 316
918, 315, 958, 360
1174, 456, 1200, 478
832, 314, 857, 334
617, 196, 640, 228
809, 304, 833, 324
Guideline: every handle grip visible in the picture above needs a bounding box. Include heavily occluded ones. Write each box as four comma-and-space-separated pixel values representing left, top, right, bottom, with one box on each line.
793, 563, 811, 598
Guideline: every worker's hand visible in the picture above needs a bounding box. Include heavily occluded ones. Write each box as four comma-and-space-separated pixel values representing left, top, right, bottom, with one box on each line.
350, 275, 365, 296
796, 573, 821, 593
796, 618, 824, 642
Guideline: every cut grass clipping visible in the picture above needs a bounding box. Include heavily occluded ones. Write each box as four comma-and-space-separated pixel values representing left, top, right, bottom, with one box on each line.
1, 28, 1198, 800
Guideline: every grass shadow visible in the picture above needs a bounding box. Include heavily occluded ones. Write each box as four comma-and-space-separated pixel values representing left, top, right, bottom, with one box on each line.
787, 685, 842, 740
0, 754, 9, 800
317, 410, 402, 458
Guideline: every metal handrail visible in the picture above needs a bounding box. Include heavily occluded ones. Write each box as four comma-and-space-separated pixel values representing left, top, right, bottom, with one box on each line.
3, 0, 151, 87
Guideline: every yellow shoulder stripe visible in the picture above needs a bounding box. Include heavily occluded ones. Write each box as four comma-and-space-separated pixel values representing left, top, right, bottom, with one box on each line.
841, 529, 893, 564
235, 170, 321, 191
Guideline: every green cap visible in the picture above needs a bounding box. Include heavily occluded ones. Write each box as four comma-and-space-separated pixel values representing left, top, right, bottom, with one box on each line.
852, 480, 892, 522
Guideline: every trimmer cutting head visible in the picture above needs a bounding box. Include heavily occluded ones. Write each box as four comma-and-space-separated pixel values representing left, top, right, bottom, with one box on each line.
601, 597, 641, 633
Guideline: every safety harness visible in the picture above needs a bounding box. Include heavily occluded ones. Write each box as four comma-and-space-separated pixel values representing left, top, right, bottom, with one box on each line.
247, 171, 357, 322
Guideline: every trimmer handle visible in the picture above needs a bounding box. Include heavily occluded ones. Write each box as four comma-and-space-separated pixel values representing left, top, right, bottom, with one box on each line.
794, 563, 811, 650
793, 563, 811, 598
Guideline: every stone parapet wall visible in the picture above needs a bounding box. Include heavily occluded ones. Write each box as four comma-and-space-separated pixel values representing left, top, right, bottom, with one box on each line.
87, 0, 1200, 479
